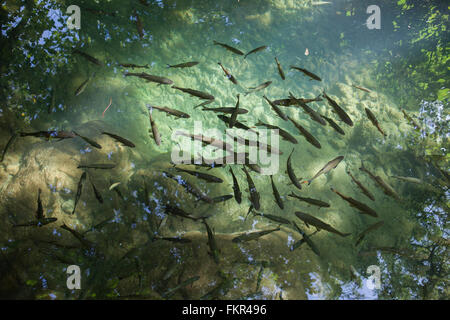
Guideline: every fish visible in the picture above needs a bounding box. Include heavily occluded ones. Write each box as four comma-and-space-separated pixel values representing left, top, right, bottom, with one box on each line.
242, 166, 261, 210
245, 81, 272, 96
244, 45, 267, 59
162, 171, 214, 204
218, 62, 238, 84
217, 115, 259, 135
109, 182, 121, 191
13, 189, 57, 227
263, 95, 288, 121
60, 223, 94, 249
270, 175, 284, 209
153, 236, 192, 244
287, 116, 322, 149
347, 171, 375, 201
275, 57, 285, 80
72, 172, 86, 215
290, 66, 321, 81
352, 84, 371, 93
305, 156, 344, 185
148, 108, 161, 146
171, 85, 215, 100
162, 276, 200, 299
359, 162, 401, 200
202, 107, 248, 114
213, 40, 244, 55
174, 166, 223, 183
1, 132, 18, 162
102, 132, 135, 147
175, 131, 234, 153
212, 194, 234, 203
252, 212, 290, 225
119, 63, 149, 69
146, 104, 190, 118
167, 61, 199, 68
322, 91, 353, 126
124, 72, 173, 85
330, 187, 378, 217
164, 204, 207, 221
254, 120, 298, 144
288, 192, 330, 208
229, 167, 242, 204
289, 92, 326, 125
20, 131, 76, 140
72, 131, 102, 149
355, 221, 384, 247
134, 9, 144, 39
73, 49, 103, 66
320, 114, 345, 135
202, 219, 220, 264
273, 95, 322, 106
229, 94, 240, 128
226, 132, 282, 155
74, 73, 95, 96
287, 149, 303, 191
401, 109, 421, 130
390, 175, 424, 184
295, 211, 351, 237
291, 221, 321, 256
90, 179, 103, 204
232, 226, 281, 243
365, 108, 386, 137
77, 163, 116, 169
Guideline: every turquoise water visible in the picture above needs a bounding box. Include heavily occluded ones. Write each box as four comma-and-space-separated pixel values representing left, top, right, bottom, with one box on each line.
0, 0, 448, 299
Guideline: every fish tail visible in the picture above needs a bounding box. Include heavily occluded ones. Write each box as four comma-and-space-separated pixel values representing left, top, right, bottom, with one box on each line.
166, 64, 171, 68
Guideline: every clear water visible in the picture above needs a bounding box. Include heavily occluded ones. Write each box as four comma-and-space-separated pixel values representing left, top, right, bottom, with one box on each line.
0, 0, 448, 300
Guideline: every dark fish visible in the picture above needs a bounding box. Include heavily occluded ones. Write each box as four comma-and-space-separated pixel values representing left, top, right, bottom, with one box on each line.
288, 192, 330, 208
119, 63, 149, 68
146, 104, 190, 118
245, 81, 272, 96
60, 223, 93, 248
244, 45, 267, 59
263, 95, 288, 121
171, 85, 215, 100
20, 130, 76, 140
320, 114, 345, 135
290, 66, 321, 81
162, 171, 214, 204
270, 175, 284, 209
359, 162, 401, 200
352, 84, 371, 93
124, 72, 173, 85
74, 73, 95, 96
90, 179, 103, 204
13, 189, 57, 227
242, 166, 260, 210
365, 108, 386, 137
202, 107, 247, 114
77, 163, 116, 169
176, 155, 226, 169
149, 110, 161, 146
275, 57, 285, 80
174, 166, 223, 183
232, 226, 281, 243
153, 236, 192, 243
102, 132, 135, 147
35, 188, 44, 220
287, 116, 321, 149
134, 9, 144, 39
217, 115, 259, 134
330, 187, 378, 217
401, 109, 421, 130
162, 276, 200, 299
72, 131, 102, 149
226, 132, 282, 155
202, 219, 220, 264
167, 61, 199, 68
306, 156, 344, 185
213, 40, 244, 55
252, 212, 290, 225
176, 131, 233, 153
164, 204, 206, 221
273, 95, 322, 106
254, 120, 298, 144
1, 132, 18, 162
229, 94, 240, 128
218, 62, 238, 84
291, 221, 321, 256
73, 49, 103, 66
295, 211, 351, 237
322, 91, 353, 126
347, 170, 375, 201
355, 221, 384, 247
287, 149, 303, 191
229, 167, 242, 204
289, 92, 326, 126
212, 194, 234, 203
72, 172, 86, 214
